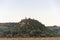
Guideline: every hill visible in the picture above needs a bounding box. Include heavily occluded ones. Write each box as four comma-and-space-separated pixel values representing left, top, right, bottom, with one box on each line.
47, 25, 60, 36
1, 18, 55, 37
0, 18, 56, 37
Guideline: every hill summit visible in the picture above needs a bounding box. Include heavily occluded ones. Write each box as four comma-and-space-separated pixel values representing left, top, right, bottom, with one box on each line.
18, 18, 46, 37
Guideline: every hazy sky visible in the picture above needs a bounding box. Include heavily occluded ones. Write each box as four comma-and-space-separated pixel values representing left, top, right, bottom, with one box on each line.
0, 0, 60, 26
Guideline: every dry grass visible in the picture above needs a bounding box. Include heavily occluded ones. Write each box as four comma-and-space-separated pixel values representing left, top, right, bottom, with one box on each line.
0, 37, 60, 40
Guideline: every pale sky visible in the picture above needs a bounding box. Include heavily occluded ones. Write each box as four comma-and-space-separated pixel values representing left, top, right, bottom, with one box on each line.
0, 0, 60, 26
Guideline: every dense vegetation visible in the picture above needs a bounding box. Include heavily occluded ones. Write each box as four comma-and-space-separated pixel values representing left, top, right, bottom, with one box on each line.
0, 18, 56, 37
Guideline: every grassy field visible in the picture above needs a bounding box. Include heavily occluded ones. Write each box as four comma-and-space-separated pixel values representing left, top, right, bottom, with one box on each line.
0, 37, 60, 40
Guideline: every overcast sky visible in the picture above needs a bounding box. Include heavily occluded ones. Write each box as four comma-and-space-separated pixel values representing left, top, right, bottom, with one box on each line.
0, 0, 60, 26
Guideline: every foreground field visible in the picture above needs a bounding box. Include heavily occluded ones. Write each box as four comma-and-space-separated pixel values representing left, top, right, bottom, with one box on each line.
0, 38, 60, 40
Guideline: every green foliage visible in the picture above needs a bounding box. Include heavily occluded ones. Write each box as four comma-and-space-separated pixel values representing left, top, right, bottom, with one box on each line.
1, 18, 55, 37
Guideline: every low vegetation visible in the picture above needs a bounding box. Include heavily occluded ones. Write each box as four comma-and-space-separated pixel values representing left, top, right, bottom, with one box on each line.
0, 18, 57, 37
